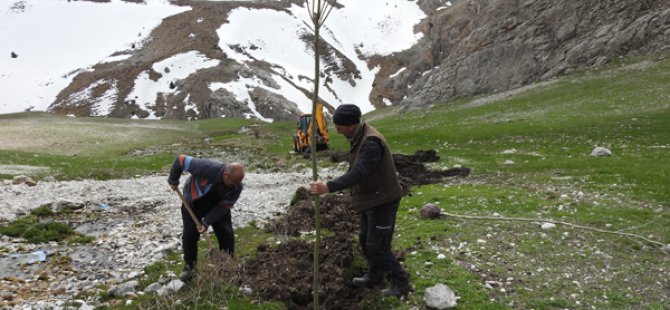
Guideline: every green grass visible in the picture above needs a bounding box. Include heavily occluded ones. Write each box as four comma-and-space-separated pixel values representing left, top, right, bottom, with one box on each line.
394, 181, 669, 309
0, 206, 96, 244
372, 55, 670, 205
0, 217, 73, 243
111, 222, 283, 310
350, 54, 668, 309
0, 113, 259, 180
2, 53, 669, 309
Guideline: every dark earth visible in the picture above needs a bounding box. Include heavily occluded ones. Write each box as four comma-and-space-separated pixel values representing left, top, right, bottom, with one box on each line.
229, 150, 468, 309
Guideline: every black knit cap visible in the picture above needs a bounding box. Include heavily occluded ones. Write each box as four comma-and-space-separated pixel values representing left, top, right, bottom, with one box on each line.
333, 104, 361, 125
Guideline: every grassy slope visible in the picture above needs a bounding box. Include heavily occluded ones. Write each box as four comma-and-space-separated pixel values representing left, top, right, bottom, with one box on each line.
0, 113, 256, 179
2, 54, 668, 309
372, 56, 670, 309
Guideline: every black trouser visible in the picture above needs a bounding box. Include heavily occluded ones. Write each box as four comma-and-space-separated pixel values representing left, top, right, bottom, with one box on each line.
181, 203, 234, 268
359, 198, 408, 285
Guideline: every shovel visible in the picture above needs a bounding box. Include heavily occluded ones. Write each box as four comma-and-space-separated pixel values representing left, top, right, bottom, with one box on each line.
173, 188, 214, 254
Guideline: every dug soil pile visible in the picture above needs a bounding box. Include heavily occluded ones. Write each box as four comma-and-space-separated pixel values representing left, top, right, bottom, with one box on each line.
238, 150, 469, 309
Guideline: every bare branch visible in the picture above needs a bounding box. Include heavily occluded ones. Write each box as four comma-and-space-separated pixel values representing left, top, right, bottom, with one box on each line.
302, 20, 315, 33
318, 2, 335, 27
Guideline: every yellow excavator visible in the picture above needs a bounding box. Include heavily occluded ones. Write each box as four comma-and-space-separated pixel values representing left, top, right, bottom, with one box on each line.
293, 103, 329, 156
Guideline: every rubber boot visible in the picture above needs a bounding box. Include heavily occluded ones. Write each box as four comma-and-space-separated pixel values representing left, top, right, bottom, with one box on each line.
179, 264, 195, 282
351, 273, 382, 287
382, 275, 410, 297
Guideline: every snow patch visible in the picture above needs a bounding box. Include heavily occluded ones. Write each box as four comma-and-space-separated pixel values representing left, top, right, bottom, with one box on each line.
0, 0, 189, 114
127, 51, 219, 118
389, 67, 406, 78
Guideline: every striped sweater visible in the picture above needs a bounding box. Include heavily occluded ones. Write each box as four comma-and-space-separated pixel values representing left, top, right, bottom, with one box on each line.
167, 155, 242, 207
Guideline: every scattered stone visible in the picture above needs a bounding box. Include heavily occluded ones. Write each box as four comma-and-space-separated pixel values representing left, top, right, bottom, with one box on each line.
420, 203, 442, 219
25, 177, 37, 186
126, 271, 140, 280
52, 200, 85, 212
12, 175, 28, 185
437, 253, 446, 260
502, 148, 517, 154
107, 280, 139, 298
143, 282, 162, 293
41, 176, 57, 182
239, 285, 253, 295
157, 279, 185, 296
504, 160, 515, 165
88, 203, 110, 212
541, 222, 556, 230
424, 283, 458, 309
590, 147, 612, 157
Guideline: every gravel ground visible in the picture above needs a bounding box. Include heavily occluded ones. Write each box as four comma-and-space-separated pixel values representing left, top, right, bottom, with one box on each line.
0, 171, 322, 309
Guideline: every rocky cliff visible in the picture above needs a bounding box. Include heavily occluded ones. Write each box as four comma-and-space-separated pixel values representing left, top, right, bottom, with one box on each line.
373, 0, 670, 110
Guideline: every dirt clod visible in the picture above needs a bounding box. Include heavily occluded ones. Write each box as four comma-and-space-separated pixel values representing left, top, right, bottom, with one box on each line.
239, 150, 467, 308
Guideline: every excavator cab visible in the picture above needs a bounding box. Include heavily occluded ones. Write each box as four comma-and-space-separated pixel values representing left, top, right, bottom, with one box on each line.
293, 103, 329, 156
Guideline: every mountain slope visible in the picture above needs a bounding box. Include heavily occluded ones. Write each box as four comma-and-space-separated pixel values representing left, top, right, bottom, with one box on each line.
0, 0, 188, 115
371, 0, 670, 110
7, 0, 667, 121
43, 0, 428, 120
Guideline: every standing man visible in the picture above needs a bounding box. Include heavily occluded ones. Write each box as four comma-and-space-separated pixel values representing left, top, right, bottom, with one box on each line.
167, 155, 245, 281
308, 104, 410, 297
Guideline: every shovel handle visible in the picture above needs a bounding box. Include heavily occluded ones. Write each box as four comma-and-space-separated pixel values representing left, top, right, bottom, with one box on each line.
173, 188, 203, 229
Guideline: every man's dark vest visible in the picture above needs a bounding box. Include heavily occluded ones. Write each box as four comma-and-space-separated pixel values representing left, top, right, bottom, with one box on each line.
350, 124, 402, 211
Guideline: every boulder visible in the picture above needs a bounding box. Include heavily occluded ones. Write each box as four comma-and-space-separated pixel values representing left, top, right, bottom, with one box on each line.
420, 203, 442, 219
590, 147, 612, 156
12, 175, 28, 185
424, 283, 458, 309
107, 280, 139, 298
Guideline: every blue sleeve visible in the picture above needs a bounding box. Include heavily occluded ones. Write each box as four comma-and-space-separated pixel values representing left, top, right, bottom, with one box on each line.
167, 155, 188, 185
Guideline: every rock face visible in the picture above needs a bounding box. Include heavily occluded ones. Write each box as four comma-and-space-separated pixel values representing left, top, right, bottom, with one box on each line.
372, 0, 670, 110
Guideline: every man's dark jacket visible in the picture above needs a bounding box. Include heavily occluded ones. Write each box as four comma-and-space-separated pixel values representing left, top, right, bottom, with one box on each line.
167, 155, 243, 224
327, 123, 402, 211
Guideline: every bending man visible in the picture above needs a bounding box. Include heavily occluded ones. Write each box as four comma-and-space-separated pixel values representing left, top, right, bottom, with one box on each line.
167, 155, 245, 281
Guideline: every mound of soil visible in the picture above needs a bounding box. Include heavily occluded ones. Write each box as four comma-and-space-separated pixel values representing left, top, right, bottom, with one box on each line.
238, 150, 469, 309
266, 188, 357, 237
331, 148, 471, 193
242, 189, 377, 309
393, 149, 470, 194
